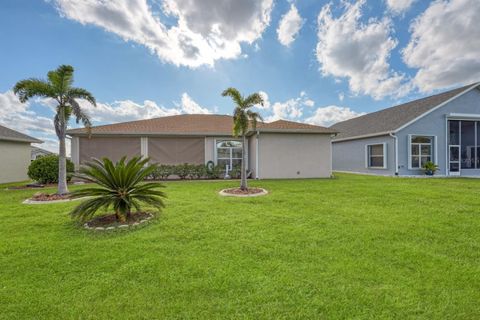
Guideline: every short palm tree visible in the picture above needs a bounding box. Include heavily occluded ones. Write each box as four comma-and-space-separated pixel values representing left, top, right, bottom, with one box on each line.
14, 65, 96, 195
221, 88, 264, 190
70, 156, 166, 222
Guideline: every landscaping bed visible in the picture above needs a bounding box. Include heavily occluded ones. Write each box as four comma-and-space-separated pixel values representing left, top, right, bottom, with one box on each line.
84, 212, 153, 230
219, 187, 268, 197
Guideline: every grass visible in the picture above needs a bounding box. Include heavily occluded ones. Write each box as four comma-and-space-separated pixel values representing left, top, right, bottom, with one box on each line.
1, 173, 480, 319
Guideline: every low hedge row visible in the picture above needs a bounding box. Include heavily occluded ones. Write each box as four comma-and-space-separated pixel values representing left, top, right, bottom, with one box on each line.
148, 163, 241, 180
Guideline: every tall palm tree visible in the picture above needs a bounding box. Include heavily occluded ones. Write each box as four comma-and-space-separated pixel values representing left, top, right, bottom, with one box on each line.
14, 65, 96, 194
221, 88, 264, 190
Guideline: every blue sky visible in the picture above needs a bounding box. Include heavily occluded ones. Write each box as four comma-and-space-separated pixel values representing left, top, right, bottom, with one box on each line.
0, 0, 479, 152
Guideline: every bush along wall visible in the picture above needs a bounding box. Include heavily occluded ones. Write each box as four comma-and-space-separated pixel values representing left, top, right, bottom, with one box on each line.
147, 163, 228, 180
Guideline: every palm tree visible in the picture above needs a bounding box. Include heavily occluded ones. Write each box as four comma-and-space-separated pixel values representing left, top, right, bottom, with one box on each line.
69, 156, 166, 222
221, 88, 264, 190
14, 65, 96, 195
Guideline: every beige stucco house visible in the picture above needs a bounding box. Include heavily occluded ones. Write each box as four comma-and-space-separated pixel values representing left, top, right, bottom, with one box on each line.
0, 125, 42, 184
67, 114, 336, 179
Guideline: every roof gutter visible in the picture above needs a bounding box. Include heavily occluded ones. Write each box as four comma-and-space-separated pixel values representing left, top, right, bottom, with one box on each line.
389, 132, 398, 175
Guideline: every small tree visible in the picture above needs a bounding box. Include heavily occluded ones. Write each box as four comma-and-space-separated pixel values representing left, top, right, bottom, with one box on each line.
14, 65, 96, 195
221, 88, 263, 190
69, 157, 166, 222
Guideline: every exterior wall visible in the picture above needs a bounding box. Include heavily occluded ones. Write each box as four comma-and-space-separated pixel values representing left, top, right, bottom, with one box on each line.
148, 137, 204, 164
0, 140, 32, 183
257, 133, 332, 179
396, 87, 480, 176
78, 137, 141, 164
332, 135, 395, 175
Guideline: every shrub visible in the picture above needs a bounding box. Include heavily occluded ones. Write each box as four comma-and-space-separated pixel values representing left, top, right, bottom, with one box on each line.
230, 165, 241, 179
174, 163, 191, 179
70, 156, 166, 222
206, 164, 222, 179
151, 164, 174, 180
28, 155, 74, 184
190, 164, 206, 179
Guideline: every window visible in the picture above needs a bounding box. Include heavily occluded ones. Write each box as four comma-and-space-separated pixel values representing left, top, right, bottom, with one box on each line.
216, 140, 243, 171
410, 136, 433, 169
366, 143, 386, 168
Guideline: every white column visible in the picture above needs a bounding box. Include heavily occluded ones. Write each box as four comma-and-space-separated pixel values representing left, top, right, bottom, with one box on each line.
141, 137, 148, 159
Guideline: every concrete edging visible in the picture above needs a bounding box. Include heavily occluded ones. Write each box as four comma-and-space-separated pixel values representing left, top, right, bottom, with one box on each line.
218, 188, 268, 197
84, 213, 154, 231
22, 196, 90, 205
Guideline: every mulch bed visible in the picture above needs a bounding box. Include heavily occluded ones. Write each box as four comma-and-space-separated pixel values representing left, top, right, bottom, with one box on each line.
222, 187, 266, 195
30, 192, 71, 201
85, 212, 152, 228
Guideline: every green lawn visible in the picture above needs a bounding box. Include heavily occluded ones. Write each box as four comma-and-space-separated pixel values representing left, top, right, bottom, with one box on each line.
1, 174, 480, 319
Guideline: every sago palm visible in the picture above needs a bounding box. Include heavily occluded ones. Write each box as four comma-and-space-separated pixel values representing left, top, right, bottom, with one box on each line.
70, 156, 166, 222
14, 65, 96, 195
221, 88, 264, 190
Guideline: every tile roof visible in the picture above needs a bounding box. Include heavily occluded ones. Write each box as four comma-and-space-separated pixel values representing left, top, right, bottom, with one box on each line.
67, 114, 337, 136
0, 125, 42, 143
331, 83, 479, 140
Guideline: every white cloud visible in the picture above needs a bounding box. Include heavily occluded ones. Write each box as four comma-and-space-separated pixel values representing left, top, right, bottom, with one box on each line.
176, 93, 211, 114
386, 0, 416, 14
277, 4, 304, 46
305, 105, 365, 127
316, 0, 411, 100
402, 0, 480, 92
256, 91, 271, 109
0, 90, 212, 155
265, 91, 315, 121
0, 90, 54, 136
338, 92, 345, 101
76, 93, 211, 123
52, 0, 273, 68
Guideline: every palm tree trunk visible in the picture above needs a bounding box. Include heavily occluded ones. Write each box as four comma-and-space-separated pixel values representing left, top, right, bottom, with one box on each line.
57, 109, 69, 195
240, 134, 247, 191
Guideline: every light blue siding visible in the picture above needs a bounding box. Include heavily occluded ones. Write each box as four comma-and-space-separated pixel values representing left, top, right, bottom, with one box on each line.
397, 87, 480, 176
333, 87, 480, 176
332, 135, 395, 175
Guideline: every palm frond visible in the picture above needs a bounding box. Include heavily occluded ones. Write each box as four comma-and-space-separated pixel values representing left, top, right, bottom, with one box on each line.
243, 93, 264, 108
221, 87, 243, 107
13, 78, 55, 103
48, 65, 74, 94
68, 87, 97, 106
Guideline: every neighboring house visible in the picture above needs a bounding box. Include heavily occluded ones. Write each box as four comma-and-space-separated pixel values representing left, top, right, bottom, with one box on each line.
331, 82, 480, 177
67, 114, 337, 179
0, 125, 42, 183
31, 146, 54, 161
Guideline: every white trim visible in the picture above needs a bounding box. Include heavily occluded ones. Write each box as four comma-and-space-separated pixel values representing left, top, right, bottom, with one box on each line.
407, 134, 436, 170
255, 132, 259, 179
334, 131, 392, 143
395, 83, 480, 132
72, 136, 80, 167
447, 113, 480, 120
365, 143, 387, 169
140, 137, 148, 159
389, 133, 398, 174
445, 117, 448, 175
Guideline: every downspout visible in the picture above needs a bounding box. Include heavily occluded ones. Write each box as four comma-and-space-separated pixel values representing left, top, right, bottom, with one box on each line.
255, 131, 259, 179
389, 132, 398, 175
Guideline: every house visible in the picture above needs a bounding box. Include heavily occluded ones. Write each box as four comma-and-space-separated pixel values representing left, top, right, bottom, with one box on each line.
31, 146, 54, 161
67, 114, 337, 179
0, 125, 42, 183
331, 82, 480, 177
